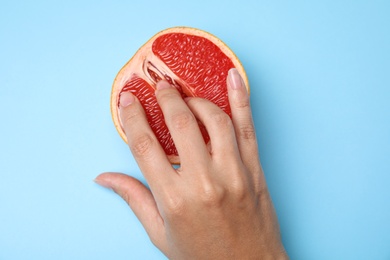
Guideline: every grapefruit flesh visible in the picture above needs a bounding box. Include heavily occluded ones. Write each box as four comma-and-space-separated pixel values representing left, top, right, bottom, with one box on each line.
111, 27, 248, 164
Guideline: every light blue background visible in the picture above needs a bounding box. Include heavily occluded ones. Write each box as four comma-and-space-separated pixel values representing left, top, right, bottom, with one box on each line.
1, 1, 389, 259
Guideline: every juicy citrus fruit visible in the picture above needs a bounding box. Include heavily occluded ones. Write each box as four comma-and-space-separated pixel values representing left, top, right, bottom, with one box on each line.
111, 27, 249, 164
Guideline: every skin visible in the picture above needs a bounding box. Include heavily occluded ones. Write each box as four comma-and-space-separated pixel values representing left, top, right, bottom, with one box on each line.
95, 68, 288, 259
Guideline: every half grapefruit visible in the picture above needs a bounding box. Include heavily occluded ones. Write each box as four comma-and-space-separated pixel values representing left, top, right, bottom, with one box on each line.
111, 27, 249, 164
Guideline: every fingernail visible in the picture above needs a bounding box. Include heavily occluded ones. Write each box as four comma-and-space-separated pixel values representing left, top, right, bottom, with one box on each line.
120, 92, 134, 107
94, 177, 112, 189
156, 80, 171, 90
228, 68, 242, 90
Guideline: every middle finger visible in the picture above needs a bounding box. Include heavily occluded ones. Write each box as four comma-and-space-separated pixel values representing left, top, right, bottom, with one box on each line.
155, 81, 211, 169
186, 97, 240, 162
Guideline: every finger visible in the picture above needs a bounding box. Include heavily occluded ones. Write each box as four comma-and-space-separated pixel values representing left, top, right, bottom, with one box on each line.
227, 69, 261, 171
119, 91, 174, 191
95, 172, 168, 251
155, 80, 210, 168
185, 97, 240, 161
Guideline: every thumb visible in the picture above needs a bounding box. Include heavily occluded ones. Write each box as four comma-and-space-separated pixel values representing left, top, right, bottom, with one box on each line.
95, 172, 167, 250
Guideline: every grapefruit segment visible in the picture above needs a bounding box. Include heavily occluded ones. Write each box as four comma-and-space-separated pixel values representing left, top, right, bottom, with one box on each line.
111, 27, 249, 164
120, 76, 176, 155
152, 33, 235, 118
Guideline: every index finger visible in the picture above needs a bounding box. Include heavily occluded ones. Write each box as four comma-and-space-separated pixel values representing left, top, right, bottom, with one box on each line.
155, 80, 211, 169
119, 91, 175, 192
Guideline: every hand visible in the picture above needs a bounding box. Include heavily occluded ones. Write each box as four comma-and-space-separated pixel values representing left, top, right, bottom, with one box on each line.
95, 68, 288, 259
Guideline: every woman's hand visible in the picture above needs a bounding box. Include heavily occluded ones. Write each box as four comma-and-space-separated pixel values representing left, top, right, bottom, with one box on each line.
95, 68, 288, 259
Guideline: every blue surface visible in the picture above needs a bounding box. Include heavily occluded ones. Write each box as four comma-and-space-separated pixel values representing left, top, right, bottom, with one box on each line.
1, 1, 389, 259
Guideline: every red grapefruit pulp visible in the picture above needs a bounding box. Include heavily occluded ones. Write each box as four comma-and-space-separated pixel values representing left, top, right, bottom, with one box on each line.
111, 27, 249, 164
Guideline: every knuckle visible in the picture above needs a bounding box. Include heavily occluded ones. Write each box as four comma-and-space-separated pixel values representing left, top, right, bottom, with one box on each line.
164, 195, 185, 218
116, 188, 132, 207
239, 123, 256, 140
230, 177, 248, 202
199, 185, 225, 208
159, 90, 180, 104
170, 111, 196, 131
122, 107, 142, 126
130, 134, 155, 158
209, 112, 232, 128
233, 94, 250, 109
256, 186, 270, 204
122, 191, 132, 206
225, 163, 248, 201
